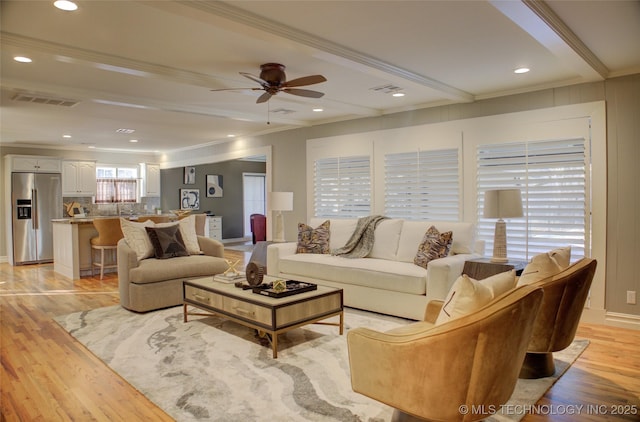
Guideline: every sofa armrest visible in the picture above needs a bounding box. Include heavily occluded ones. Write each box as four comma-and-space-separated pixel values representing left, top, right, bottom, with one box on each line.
426, 253, 481, 300
117, 238, 139, 309
197, 236, 224, 257
424, 300, 444, 323
266, 242, 297, 276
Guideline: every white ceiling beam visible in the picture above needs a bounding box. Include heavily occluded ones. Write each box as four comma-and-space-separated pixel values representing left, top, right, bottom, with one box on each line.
490, 0, 608, 81
176, 0, 474, 103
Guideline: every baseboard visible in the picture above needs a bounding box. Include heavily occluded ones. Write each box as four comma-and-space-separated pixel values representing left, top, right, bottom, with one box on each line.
604, 311, 640, 330
0, 255, 7, 264
221, 237, 251, 244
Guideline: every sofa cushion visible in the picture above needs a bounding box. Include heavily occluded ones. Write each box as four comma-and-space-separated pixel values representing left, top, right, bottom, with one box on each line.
279, 253, 427, 295
517, 246, 571, 286
129, 255, 229, 284
296, 220, 330, 254
413, 225, 453, 269
310, 218, 357, 250
145, 225, 189, 259
120, 218, 155, 260
396, 221, 476, 262
368, 219, 404, 260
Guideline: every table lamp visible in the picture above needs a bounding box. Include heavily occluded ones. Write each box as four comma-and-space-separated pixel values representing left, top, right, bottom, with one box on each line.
270, 192, 293, 242
484, 189, 523, 263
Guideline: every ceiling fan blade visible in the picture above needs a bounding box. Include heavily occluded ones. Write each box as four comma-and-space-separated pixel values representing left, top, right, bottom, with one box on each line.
210, 87, 263, 92
283, 88, 325, 98
256, 92, 272, 103
283, 75, 327, 88
240, 72, 269, 87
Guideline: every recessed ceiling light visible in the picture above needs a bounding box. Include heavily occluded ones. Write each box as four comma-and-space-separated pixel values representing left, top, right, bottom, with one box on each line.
54, 1, 78, 11
514, 67, 530, 74
14, 56, 32, 63
62, 134, 71, 138
129, 139, 138, 143
116, 128, 135, 134
392, 92, 405, 97
88, 145, 96, 149
312, 108, 324, 112
227, 134, 235, 138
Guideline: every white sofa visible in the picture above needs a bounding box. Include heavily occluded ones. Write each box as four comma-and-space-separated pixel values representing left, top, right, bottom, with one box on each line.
267, 218, 484, 320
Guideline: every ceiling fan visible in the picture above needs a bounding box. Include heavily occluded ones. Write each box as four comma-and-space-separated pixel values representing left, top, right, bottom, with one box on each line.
212, 63, 327, 103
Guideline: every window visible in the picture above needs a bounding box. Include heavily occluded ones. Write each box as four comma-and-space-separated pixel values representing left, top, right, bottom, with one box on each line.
314, 156, 371, 218
96, 165, 139, 203
476, 138, 589, 261
384, 148, 460, 221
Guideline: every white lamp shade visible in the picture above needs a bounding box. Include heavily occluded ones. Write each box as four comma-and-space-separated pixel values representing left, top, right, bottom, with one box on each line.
484, 189, 523, 219
270, 191, 293, 211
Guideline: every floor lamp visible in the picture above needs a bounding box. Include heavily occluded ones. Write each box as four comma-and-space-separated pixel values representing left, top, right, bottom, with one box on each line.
270, 192, 293, 242
484, 189, 523, 263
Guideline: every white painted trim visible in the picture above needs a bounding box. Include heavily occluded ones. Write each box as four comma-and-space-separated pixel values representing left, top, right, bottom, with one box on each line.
604, 312, 640, 330
0, 256, 8, 264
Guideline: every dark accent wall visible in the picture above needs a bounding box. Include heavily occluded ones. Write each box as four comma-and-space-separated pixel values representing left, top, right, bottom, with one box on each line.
160, 160, 266, 239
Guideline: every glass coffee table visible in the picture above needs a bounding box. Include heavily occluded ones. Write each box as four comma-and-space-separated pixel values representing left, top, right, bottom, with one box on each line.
183, 276, 343, 358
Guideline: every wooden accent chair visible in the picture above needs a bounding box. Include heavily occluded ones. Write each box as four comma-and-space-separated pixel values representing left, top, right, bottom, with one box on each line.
347, 284, 543, 422
519, 258, 597, 378
250, 213, 266, 244
90, 217, 124, 279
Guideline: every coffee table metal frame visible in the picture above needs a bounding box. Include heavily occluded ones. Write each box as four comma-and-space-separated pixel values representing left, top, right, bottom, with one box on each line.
183, 277, 343, 358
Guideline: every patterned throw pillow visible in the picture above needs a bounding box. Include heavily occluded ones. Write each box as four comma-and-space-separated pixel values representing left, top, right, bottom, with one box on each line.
120, 218, 155, 260
414, 225, 453, 269
516, 246, 571, 286
145, 225, 189, 259
296, 220, 330, 254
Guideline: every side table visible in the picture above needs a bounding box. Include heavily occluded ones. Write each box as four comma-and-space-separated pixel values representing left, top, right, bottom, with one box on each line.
463, 258, 528, 280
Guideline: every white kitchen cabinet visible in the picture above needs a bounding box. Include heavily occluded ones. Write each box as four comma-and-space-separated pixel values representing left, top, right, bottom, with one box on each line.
208, 216, 222, 240
9, 155, 61, 172
139, 163, 161, 197
62, 161, 97, 196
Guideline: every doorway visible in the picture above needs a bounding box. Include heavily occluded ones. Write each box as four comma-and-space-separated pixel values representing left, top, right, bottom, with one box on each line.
243, 173, 266, 238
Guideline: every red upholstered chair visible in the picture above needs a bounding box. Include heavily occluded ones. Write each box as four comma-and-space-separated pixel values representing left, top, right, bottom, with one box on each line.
250, 214, 266, 244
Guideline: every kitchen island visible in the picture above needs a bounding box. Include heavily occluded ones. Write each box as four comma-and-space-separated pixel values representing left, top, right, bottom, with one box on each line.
52, 218, 98, 280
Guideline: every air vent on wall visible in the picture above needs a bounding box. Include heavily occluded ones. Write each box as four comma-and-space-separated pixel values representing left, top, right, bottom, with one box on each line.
12, 92, 79, 107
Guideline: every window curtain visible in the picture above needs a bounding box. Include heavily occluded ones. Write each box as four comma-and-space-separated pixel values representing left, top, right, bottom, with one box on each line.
96, 179, 138, 203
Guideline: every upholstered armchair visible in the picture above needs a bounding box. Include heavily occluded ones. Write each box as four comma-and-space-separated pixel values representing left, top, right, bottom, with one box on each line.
347, 284, 543, 422
519, 257, 597, 378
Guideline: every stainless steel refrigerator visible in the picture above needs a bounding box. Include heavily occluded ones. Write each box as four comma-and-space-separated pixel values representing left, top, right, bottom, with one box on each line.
11, 172, 63, 265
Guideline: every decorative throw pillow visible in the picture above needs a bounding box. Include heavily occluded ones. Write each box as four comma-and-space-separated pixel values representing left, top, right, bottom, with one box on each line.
481, 270, 517, 297
414, 226, 453, 269
517, 246, 572, 286
145, 225, 189, 259
435, 275, 493, 325
296, 220, 330, 254
177, 215, 201, 255
120, 218, 155, 260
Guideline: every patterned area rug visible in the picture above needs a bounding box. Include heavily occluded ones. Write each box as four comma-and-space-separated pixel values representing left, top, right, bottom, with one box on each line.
55, 306, 588, 422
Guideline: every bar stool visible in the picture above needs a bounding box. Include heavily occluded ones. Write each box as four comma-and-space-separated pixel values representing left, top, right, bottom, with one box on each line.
90, 218, 124, 280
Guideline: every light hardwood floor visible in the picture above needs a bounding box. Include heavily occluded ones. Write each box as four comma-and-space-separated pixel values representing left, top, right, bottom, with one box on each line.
1, 250, 639, 421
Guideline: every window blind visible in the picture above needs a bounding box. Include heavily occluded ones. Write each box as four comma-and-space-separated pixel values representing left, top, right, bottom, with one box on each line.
314, 156, 371, 218
384, 148, 460, 221
477, 138, 588, 261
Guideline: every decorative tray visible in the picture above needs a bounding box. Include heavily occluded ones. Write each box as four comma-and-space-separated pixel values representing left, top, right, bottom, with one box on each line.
252, 280, 317, 298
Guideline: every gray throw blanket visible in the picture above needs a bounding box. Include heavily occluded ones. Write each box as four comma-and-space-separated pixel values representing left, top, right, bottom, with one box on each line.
332, 215, 388, 258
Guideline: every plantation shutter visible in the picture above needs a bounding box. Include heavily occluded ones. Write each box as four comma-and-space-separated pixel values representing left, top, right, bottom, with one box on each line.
314, 156, 371, 218
477, 138, 588, 261
384, 148, 460, 221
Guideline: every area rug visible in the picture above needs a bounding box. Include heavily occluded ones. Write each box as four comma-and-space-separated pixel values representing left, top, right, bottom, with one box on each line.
55, 306, 588, 422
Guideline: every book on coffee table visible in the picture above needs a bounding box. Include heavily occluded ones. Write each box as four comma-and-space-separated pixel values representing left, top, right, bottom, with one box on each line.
214, 272, 245, 283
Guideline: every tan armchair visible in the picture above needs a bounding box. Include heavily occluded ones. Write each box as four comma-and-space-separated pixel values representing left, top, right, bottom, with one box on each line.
519, 257, 597, 378
347, 284, 543, 422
